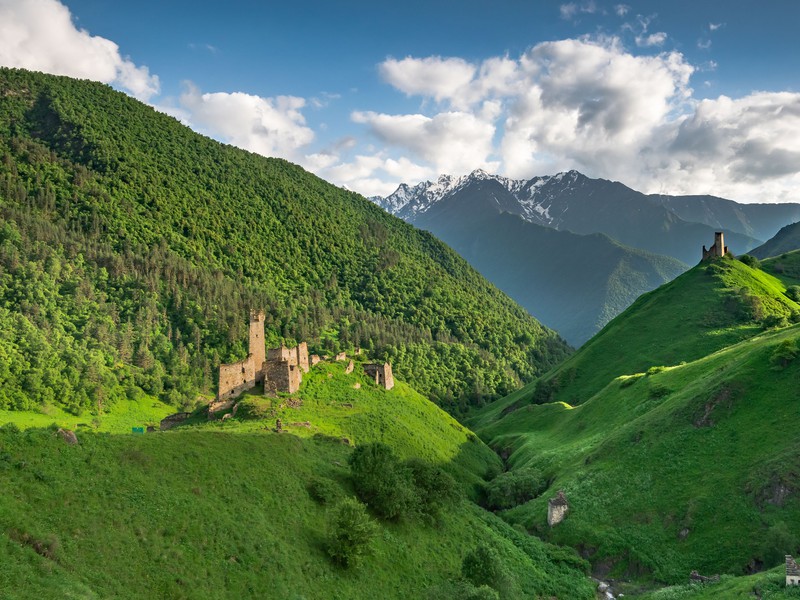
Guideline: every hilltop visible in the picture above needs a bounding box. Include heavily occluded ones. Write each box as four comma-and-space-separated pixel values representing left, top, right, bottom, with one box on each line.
502, 256, 800, 409
0, 67, 569, 416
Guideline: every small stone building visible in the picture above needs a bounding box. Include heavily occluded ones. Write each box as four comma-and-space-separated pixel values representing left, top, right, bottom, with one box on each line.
547, 490, 569, 526
702, 232, 728, 261
363, 362, 394, 390
787, 555, 800, 586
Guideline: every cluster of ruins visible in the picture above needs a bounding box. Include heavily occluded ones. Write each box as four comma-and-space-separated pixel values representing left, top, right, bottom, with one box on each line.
214, 310, 394, 407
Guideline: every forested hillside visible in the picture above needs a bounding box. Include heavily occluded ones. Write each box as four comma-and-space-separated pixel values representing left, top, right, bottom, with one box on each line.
0, 68, 569, 416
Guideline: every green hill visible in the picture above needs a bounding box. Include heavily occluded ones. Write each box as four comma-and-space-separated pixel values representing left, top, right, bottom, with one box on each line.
503, 257, 800, 409
470, 258, 800, 590
0, 67, 569, 417
0, 359, 594, 599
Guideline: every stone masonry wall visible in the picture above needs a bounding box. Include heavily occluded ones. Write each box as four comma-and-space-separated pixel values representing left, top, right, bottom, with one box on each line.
296, 342, 309, 373
264, 361, 301, 396
249, 310, 266, 384
218, 355, 256, 400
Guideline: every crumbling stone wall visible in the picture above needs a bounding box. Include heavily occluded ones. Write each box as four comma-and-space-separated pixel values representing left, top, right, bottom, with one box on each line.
160, 412, 191, 431
787, 555, 800, 586
264, 360, 301, 396
296, 342, 309, 373
218, 355, 256, 400
364, 363, 394, 390
268, 345, 296, 366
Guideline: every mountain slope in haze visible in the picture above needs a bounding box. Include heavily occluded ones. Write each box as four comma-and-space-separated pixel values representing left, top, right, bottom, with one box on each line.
374, 170, 762, 265
470, 259, 800, 585
0, 68, 569, 416
649, 193, 800, 243
749, 221, 800, 259
409, 177, 687, 345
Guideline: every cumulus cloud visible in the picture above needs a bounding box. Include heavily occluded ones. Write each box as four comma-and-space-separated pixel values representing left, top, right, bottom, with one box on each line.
352, 110, 498, 176
179, 84, 314, 161
614, 4, 630, 17
379, 56, 476, 104
0, 0, 159, 100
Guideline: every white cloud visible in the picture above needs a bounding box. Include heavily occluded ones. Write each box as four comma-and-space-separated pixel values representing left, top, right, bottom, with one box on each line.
709, 22, 724, 31
379, 56, 476, 104
352, 110, 498, 176
636, 32, 667, 47
697, 38, 712, 50
0, 0, 159, 100
614, 4, 630, 17
560, 1, 597, 20
178, 84, 314, 161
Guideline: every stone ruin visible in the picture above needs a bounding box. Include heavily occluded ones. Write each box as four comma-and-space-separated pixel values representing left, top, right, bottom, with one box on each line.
160, 412, 191, 431
547, 490, 569, 527
787, 555, 800, 586
702, 231, 728, 261
215, 311, 398, 405
363, 362, 394, 390
216, 311, 310, 405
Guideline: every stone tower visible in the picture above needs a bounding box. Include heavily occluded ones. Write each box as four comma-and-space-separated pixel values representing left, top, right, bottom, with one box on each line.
702, 232, 728, 261
249, 310, 266, 383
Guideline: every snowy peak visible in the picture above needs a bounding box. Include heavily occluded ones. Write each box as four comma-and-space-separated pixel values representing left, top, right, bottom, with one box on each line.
372, 169, 595, 226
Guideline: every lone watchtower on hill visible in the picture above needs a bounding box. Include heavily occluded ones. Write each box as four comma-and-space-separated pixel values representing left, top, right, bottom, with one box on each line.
702, 232, 728, 261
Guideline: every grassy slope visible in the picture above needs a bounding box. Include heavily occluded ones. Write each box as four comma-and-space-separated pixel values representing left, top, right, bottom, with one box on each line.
0, 361, 594, 600
503, 257, 800, 408
750, 221, 800, 259
471, 258, 800, 586
478, 324, 800, 583
763, 249, 800, 287
631, 566, 800, 599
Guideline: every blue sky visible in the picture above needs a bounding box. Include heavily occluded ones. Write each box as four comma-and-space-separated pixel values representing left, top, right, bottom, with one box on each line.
1, 0, 800, 202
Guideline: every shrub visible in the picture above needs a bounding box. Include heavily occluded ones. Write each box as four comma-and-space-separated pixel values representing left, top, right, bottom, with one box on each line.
762, 314, 789, 329
307, 476, 341, 506
461, 544, 512, 595
326, 497, 378, 568
786, 285, 800, 303
485, 467, 548, 510
771, 339, 799, 369
738, 254, 761, 269
404, 458, 460, 518
348, 443, 418, 520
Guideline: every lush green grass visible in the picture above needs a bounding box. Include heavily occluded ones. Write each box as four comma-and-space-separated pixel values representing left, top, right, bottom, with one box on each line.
492, 257, 800, 408
0, 360, 595, 599
631, 567, 800, 599
0, 395, 178, 433
476, 323, 800, 583
763, 249, 800, 286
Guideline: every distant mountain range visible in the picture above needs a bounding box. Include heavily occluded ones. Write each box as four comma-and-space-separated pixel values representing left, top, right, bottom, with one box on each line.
372, 170, 800, 344
749, 220, 800, 259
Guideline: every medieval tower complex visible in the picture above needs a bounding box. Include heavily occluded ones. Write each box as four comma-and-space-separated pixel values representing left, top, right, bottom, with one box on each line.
702, 232, 728, 260
217, 311, 309, 402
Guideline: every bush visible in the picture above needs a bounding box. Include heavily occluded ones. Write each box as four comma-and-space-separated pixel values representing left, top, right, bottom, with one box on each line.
404, 458, 460, 518
739, 254, 761, 269
485, 467, 547, 510
762, 314, 789, 329
771, 339, 799, 369
307, 476, 341, 506
348, 443, 418, 520
786, 285, 800, 303
461, 544, 512, 595
326, 497, 378, 568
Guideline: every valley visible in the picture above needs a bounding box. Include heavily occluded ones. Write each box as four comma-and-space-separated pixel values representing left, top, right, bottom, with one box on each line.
2, 66, 800, 600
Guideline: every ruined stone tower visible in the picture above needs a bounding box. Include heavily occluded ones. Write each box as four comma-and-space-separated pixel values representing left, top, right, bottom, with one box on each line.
547, 490, 569, 526
249, 310, 266, 384
702, 231, 728, 261
364, 362, 394, 390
